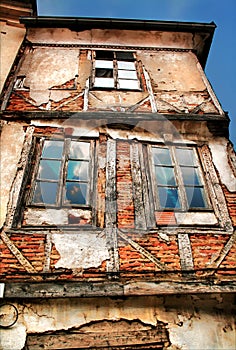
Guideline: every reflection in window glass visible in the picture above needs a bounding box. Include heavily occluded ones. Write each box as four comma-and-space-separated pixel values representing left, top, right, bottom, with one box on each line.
185, 187, 206, 208
70, 141, 90, 159
32, 139, 92, 207
153, 148, 172, 165
33, 182, 58, 205
42, 140, 63, 159
67, 161, 88, 181
181, 167, 200, 186
38, 160, 61, 180
65, 182, 87, 205
158, 187, 180, 209
155, 167, 176, 186
176, 148, 195, 166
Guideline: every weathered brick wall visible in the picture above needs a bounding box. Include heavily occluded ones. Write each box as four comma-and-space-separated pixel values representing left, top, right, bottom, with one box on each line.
116, 141, 135, 228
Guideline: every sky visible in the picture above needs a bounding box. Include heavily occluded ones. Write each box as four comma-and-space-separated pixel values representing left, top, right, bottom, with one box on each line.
37, 0, 236, 147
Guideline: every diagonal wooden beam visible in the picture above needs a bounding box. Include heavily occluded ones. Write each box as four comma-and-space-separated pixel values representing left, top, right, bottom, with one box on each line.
118, 229, 167, 270
207, 229, 236, 271
1, 231, 42, 281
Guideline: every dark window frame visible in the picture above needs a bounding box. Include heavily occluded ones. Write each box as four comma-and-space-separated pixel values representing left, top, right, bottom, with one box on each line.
27, 136, 95, 209
91, 50, 142, 91
145, 144, 211, 212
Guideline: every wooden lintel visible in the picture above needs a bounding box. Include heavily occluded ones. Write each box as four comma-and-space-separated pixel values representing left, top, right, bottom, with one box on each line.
3, 280, 236, 299
0, 111, 229, 122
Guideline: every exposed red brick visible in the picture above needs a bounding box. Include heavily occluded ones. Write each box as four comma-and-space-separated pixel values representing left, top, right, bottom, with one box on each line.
155, 211, 177, 226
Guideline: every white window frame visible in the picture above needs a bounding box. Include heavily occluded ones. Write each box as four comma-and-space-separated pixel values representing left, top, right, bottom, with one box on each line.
91, 50, 141, 90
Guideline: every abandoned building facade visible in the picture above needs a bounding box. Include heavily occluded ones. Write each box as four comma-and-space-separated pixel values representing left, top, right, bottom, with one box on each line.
0, 13, 236, 350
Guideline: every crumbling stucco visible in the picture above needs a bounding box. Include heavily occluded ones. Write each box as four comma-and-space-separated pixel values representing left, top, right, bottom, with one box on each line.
19, 48, 79, 105
209, 139, 236, 192
0, 123, 25, 227
1, 294, 235, 350
52, 232, 109, 269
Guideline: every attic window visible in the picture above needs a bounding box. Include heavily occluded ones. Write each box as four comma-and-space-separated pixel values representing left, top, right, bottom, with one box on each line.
92, 50, 141, 90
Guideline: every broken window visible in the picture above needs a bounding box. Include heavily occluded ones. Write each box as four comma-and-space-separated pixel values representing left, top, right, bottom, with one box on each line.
147, 145, 209, 210
28, 138, 94, 207
91, 50, 141, 90
14, 76, 29, 90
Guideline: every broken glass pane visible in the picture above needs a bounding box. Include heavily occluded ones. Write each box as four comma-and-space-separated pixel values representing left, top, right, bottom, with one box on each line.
42, 140, 63, 159
158, 187, 180, 209
65, 182, 87, 205
70, 141, 90, 159
67, 161, 88, 181
38, 160, 61, 180
116, 52, 134, 61
95, 68, 113, 78
96, 51, 114, 60
33, 182, 58, 205
153, 148, 172, 166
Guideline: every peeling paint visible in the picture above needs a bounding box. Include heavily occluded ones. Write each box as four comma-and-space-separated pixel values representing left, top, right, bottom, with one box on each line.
52, 232, 109, 269
209, 139, 236, 192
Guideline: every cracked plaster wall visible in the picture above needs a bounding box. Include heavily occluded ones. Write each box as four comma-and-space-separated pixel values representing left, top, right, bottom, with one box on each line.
52, 232, 109, 269
18, 47, 79, 105
0, 22, 25, 93
27, 28, 203, 50
0, 123, 25, 227
209, 138, 236, 192
0, 294, 235, 350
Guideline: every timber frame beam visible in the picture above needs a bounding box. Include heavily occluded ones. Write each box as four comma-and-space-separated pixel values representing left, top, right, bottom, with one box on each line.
3, 279, 236, 299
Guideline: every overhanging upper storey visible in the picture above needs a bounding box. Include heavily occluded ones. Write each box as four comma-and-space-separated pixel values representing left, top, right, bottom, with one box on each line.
20, 16, 216, 68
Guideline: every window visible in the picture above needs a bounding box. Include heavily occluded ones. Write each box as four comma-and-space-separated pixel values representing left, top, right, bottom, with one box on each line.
91, 51, 141, 90
148, 145, 209, 210
14, 75, 28, 90
29, 138, 94, 207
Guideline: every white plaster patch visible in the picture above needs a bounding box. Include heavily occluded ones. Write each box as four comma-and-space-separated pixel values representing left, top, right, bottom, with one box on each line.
209, 140, 236, 192
0, 323, 27, 350
24, 208, 68, 226
22, 48, 79, 105
52, 232, 109, 269
175, 212, 218, 226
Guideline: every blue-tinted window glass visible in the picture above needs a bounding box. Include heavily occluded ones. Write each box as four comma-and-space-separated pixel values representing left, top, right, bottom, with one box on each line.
70, 141, 90, 159
42, 140, 64, 159
181, 167, 201, 186
65, 182, 87, 205
185, 187, 206, 208
38, 160, 61, 180
153, 148, 172, 165
158, 187, 180, 209
155, 166, 176, 186
176, 148, 195, 166
67, 160, 88, 181
33, 182, 58, 205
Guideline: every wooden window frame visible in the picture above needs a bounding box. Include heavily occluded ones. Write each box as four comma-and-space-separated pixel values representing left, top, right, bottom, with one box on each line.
91, 50, 142, 91
146, 144, 211, 212
27, 136, 95, 209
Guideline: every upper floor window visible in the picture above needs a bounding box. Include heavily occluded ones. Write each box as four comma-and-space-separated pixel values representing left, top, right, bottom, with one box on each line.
91, 50, 141, 90
29, 138, 94, 207
148, 145, 209, 210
